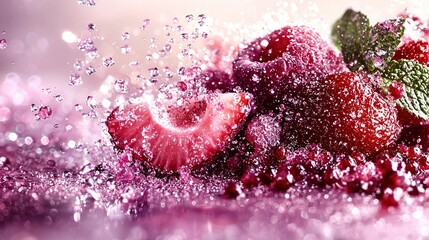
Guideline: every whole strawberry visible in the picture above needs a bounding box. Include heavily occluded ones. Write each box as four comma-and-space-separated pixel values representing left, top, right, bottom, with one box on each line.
284, 72, 400, 155
232, 25, 345, 111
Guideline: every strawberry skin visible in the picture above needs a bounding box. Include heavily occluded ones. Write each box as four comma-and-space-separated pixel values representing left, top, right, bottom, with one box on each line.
285, 72, 400, 155
106, 93, 251, 172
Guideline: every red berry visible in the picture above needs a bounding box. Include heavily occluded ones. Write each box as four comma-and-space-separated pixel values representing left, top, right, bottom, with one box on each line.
223, 182, 243, 199
106, 93, 251, 172
245, 114, 281, 152
392, 40, 429, 67
240, 170, 259, 189
232, 25, 345, 111
285, 72, 400, 155
392, 40, 429, 126
388, 81, 405, 100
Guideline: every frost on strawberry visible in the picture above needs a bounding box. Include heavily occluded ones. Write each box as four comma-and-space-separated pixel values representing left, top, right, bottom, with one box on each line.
106, 92, 251, 172
284, 72, 400, 155
232, 25, 345, 111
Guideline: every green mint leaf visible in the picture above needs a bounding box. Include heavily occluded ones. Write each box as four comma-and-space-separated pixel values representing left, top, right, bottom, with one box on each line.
331, 9, 371, 71
365, 18, 405, 72
382, 59, 429, 120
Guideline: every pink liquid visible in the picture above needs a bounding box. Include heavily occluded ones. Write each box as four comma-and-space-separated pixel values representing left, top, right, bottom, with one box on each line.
2, 1, 429, 239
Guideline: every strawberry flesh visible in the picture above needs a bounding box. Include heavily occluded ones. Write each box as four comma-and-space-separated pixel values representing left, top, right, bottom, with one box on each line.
106, 93, 251, 172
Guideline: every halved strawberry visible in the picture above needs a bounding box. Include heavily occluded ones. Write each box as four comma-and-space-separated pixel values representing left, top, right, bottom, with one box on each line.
106, 93, 251, 172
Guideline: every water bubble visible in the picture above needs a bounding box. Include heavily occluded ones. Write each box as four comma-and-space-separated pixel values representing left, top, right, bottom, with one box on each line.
69, 73, 83, 86
75, 104, 83, 112
37, 106, 53, 119
120, 44, 131, 54
185, 14, 194, 22
114, 79, 129, 93
148, 67, 159, 78
164, 44, 172, 52
202, 32, 208, 38
0, 39, 7, 50
173, 17, 179, 24
77, 0, 95, 6
85, 66, 96, 75
54, 95, 64, 102
102, 57, 115, 67
46, 159, 56, 167
121, 32, 130, 40
74, 60, 84, 71
86, 96, 97, 109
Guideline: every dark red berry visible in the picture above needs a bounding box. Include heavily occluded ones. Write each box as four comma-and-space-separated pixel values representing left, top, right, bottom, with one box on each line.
223, 182, 242, 199
240, 170, 259, 189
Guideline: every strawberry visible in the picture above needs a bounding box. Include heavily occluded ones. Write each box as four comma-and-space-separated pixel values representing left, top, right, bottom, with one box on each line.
106, 92, 251, 172
284, 72, 400, 155
232, 25, 345, 111
392, 40, 429, 126
393, 40, 429, 67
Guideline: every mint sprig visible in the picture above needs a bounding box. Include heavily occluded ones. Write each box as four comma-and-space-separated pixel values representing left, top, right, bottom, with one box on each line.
332, 9, 405, 72
383, 60, 429, 120
332, 9, 370, 71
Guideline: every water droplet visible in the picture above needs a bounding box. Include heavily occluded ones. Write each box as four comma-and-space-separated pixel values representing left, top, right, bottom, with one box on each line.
202, 32, 208, 38
54, 95, 63, 102
87, 23, 95, 32
102, 57, 115, 67
177, 81, 187, 91
78, 38, 96, 52
30, 104, 38, 112
42, 88, 52, 94
0, 39, 7, 50
77, 0, 95, 6
129, 61, 139, 67
161, 45, 171, 54
143, 18, 151, 26
37, 106, 53, 119
75, 104, 83, 112
185, 14, 194, 22
74, 60, 84, 71
120, 44, 131, 54
85, 66, 96, 75
47, 159, 56, 167
69, 73, 83, 86
66, 124, 73, 131
172, 17, 179, 24
86, 96, 97, 109
114, 79, 129, 93
148, 67, 159, 77
121, 32, 130, 40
